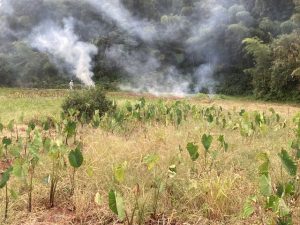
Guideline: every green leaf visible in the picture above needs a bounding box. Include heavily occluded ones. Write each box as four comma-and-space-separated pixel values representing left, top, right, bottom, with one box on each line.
284, 182, 295, 196
218, 135, 229, 152
278, 198, 290, 217
116, 193, 125, 220
0, 167, 13, 189
242, 196, 257, 218
186, 142, 199, 161
109, 190, 118, 215
2, 137, 12, 147
278, 149, 297, 177
266, 195, 279, 211
42, 120, 50, 131
259, 175, 272, 197
12, 159, 28, 178
92, 110, 101, 128
108, 190, 125, 221
10, 144, 22, 157
114, 162, 126, 183
68, 146, 84, 168
0, 123, 3, 132
28, 121, 35, 131
64, 120, 77, 137
239, 109, 246, 116
143, 154, 159, 170
43, 138, 52, 152
201, 134, 213, 152
206, 114, 214, 123
257, 152, 270, 176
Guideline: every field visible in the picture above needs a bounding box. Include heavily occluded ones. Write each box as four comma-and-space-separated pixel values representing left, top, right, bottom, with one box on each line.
0, 88, 300, 225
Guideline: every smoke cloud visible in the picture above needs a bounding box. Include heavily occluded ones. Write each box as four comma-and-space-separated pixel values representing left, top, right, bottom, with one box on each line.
0, 0, 257, 95
87, 0, 192, 95
29, 18, 98, 86
86, 0, 157, 43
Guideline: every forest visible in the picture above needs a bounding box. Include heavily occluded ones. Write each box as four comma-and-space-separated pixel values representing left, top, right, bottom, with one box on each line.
0, 0, 300, 100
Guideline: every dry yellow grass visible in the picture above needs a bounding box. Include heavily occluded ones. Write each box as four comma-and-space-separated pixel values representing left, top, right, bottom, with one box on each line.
0, 89, 300, 225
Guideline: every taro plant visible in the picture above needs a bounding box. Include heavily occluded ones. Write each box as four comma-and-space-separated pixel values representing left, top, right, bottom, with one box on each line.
239, 111, 255, 137
109, 162, 144, 225
63, 118, 77, 145
109, 189, 126, 222
201, 133, 213, 165
12, 130, 43, 212
0, 166, 13, 220
186, 133, 224, 173
68, 145, 84, 195
218, 135, 229, 152
243, 149, 298, 224
142, 153, 163, 218
1, 136, 12, 220
186, 142, 200, 176
48, 138, 68, 207
186, 142, 199, 162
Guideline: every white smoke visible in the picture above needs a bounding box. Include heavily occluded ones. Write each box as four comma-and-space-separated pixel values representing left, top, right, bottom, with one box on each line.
86, 0, 157, 43
194, 64, 216, 94
0, 0, 13, 15
0, 0, 254, 94
29, 18, 97, 86
86, 0, 232, 95
105, 41, 190, 96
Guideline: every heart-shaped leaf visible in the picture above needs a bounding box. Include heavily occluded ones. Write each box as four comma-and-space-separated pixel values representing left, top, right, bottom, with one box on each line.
68, 146, 84, 168
0, 167, 13, 189
278, 149, 297, 177
201, 134, 213, 152
186, 142, 199, 161
109, 190, 125, 221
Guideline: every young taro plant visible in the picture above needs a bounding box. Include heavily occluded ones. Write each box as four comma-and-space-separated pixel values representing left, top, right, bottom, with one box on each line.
243, 150, 298, 225
63, 117, 77, 145
108, 156, 164, 224
13, 129, 43, 212
186, 142, 201, 178
48, 138, 68, 208
1, 136, 12, 220
68, 145, 84, 195
201, 134, 213, 167
0, 166, 13, 220
142, 153, 164, 219
108, 162, 127, 224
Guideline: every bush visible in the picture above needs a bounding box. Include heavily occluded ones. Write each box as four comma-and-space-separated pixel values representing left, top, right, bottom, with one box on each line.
62, 87, 115, 122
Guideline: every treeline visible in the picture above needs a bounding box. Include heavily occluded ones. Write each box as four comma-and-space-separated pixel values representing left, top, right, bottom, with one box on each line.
0, 0, 300, 100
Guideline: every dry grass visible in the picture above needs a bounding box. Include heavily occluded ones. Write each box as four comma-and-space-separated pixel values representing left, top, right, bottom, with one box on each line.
0, 89, 300, 225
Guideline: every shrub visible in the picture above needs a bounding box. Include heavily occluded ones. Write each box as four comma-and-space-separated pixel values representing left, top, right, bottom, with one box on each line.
62, 87, 115, 122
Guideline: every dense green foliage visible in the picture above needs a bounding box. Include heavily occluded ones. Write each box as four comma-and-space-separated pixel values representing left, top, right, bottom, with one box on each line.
62, 88, 115, 122
0, 0, 300, 100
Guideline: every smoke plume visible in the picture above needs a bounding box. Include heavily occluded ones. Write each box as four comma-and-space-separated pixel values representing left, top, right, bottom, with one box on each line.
0, 0, 260, 94
29, 18, 98, 86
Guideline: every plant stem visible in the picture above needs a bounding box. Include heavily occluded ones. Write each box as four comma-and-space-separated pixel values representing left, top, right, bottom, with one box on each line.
4, 183, 9, 220
70, 167, 76, 195
50, 177, 58, 208
28, 169, 33, 212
